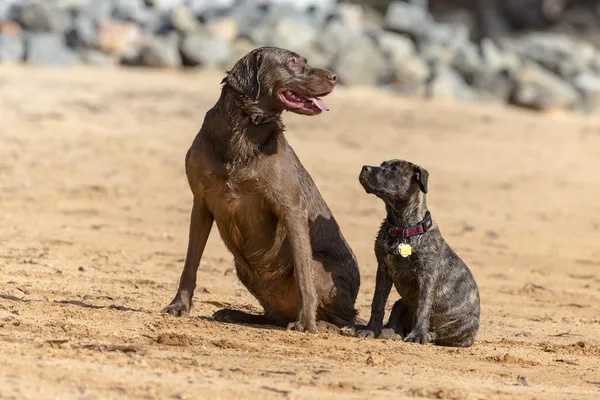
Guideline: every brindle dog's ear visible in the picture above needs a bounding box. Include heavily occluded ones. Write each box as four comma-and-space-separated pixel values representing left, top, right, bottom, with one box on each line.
414, 165, 429, 194
222, 50, 263, 101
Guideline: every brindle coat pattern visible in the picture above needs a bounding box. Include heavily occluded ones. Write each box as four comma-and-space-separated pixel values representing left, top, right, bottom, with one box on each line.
356, 159, 480, 347
163, 47, 360, 333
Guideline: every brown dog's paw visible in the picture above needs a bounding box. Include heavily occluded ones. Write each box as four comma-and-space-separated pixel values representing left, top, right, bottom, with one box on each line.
162, 300, 190, 317
212, 308, 239, 323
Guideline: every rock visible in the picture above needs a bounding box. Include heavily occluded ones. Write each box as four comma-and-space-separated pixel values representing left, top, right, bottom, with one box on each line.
378, 32, 429, 87
81, 49, 118, 66
419, 22, 470, 67
0, 20, 21, 36
229, 38, 256, 67
424, 21, 470, 48
0, 21, 24, 62
327, 2, 364, 32
269, 18, 317, 53
97, 20, 141, 55
15, 2, 63, 33
315, 20, 359, 59
181, 32, 231, 68
134, 33, 182, 68
186, 0, 234, 16
113, 0, 148, 24
205, 17, 239, 42
426, 66, 474, 100
0, 1, 18, 21
573, 73, 600, 112
230, 0, 268, 39
82, 0, 114, 22
66, 13, 97, 49
300, 46, 331, 70
25, 33, 79, 66
503, 33, 596, 79
468, 38, 520, 102
333, 36, 389, 85
452, 41, 482, 82
170, 5, 202, 34
383, 1, 433, 41
509, 62, 580, 112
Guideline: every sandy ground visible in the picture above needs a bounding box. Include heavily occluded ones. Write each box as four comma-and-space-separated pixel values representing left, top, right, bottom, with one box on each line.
1, 64, 600, 400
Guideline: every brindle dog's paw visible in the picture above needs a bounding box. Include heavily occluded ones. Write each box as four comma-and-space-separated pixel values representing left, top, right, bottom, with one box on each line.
379, 328, 403, 340
338, 325, 357, 337
162, 300, 190, 317
287, 319, 317, 333
212, 308, 238, 323
355, 329, 377, 339
403, 330, 429, 345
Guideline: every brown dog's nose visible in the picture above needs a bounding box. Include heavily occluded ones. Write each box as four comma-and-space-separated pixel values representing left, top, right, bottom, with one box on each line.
327, 73, 337, 84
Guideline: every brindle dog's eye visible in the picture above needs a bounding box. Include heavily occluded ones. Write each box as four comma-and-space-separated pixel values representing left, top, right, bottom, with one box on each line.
390, 165, 399, 172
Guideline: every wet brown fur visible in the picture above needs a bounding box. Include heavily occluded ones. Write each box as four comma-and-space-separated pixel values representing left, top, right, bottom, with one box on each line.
163, 47, 360, 333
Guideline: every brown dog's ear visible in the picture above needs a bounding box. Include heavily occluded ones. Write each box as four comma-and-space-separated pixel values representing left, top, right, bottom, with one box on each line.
414, 165, 429, 194
222, 50, 263, 101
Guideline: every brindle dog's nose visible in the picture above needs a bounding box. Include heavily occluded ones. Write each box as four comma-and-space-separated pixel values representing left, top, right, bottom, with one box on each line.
362, 165, 371, 174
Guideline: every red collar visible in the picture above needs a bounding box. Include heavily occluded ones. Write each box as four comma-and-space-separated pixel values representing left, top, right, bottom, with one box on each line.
388, 211, 433, 239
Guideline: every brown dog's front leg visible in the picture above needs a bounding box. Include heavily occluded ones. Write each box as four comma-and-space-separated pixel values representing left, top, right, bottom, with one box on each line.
284, 210, 318, 333
356, 262, 393, 338
163, 197, 214, 317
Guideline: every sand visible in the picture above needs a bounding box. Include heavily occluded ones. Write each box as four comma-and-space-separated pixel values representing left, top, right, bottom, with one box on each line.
1, 65, 599, 400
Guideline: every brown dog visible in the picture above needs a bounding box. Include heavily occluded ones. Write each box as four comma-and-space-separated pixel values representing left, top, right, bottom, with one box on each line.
163, 47, 360, 333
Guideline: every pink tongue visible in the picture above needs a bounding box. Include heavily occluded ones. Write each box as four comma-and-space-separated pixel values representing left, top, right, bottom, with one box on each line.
308, 97, 329, 111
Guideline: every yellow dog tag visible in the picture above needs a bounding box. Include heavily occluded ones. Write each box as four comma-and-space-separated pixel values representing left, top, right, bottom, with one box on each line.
398, 243, 412, 258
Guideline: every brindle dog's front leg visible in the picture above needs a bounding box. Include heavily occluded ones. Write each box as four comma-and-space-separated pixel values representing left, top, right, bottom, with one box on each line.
404, 273, 436, 345
283, 209, 318, 333
163, 196, 214, 316
356, 262, 393, 338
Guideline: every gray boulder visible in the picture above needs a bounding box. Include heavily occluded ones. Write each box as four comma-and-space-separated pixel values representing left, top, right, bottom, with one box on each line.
113, 0, 149, 24
181, 31, 231, 68
573, 73, 600, 113
134, 33, 182, 68
80, 49, 119, 66
468, 38, 520, 102
426, 66, 474, 101
378, 32, 429, 87
503, 33, 596, 79
333, 36, 389, 85
66, 13, 97, 48
170, 5, 202, 34
0, 29, 24, 62
25, 33, 79, 66
315, 20, 360, 60
383, 1, 433, 41
509, 62, 580, 111
82, 0, 114, 22
230, 0, 268, 39
419, 22, 470, 67
269, 18, 317, 54
15, 2, 63, 33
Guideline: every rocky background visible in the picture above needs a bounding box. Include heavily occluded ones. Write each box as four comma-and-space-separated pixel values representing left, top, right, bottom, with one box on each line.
2, 0, 600, 114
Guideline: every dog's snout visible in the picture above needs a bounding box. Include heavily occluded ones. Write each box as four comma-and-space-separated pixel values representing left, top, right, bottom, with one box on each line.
361, 165, 371, 174
327, 72, 337, 85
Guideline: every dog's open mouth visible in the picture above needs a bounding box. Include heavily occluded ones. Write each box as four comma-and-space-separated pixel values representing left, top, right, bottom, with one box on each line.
277, 89, 329, 114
